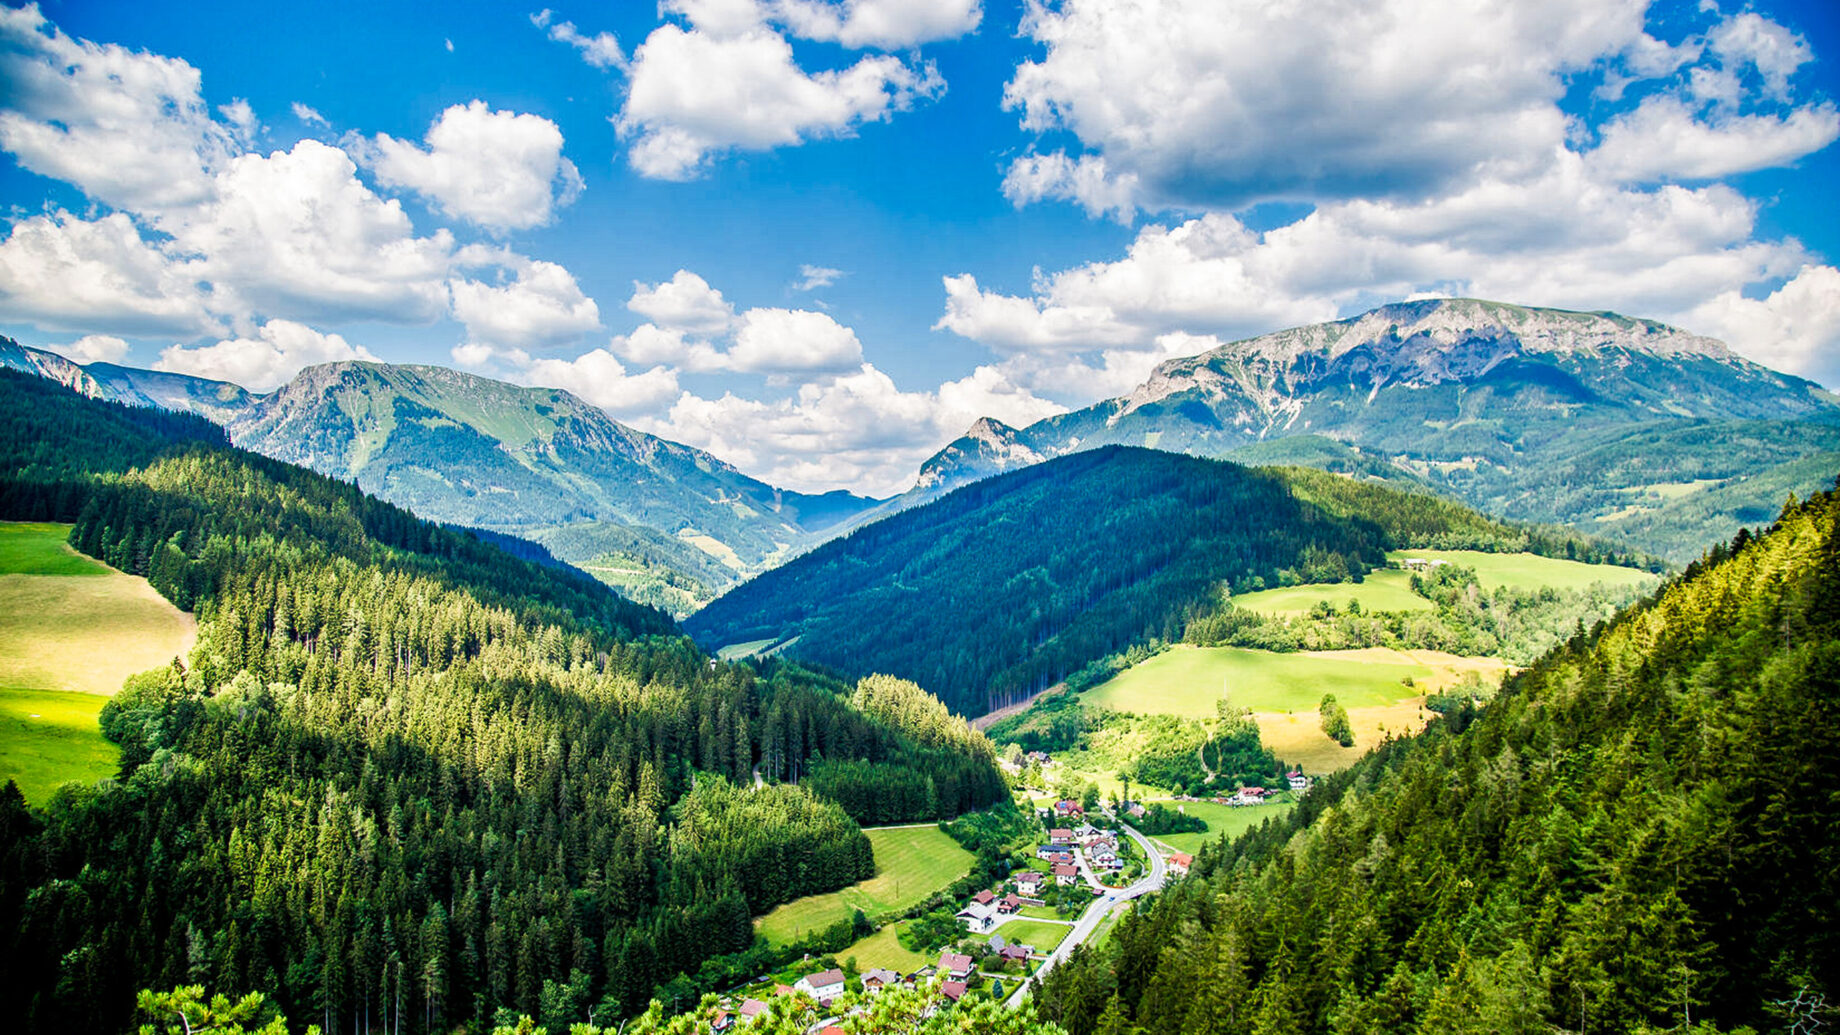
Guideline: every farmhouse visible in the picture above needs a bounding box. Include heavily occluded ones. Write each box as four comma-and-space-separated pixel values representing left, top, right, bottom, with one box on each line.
1400, 557, 1449, 572
1053, 862, 1080, 885
973, 889, 995, 906
1016, 871, 1045, 895
1231, 786, 1270, 806
1288, 769, 1309, 791
1168, 852, 1193, 876
862, 968, 900, 993
940, 952, 974, 981
795, 968, 846, 1003
941, 980, 968, 1002
999, 892, 1023, 914
1001, 944, 1032, 963
1054, 799, 1084, 817
1088, 845, 1121, 870
738, 998, 768, 1022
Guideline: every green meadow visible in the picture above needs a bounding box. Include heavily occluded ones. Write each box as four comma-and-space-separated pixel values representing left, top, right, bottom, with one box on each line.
1083, 645, 1440, 718
0, 686, 117, 805
838, 922, 930, 973
1385, 549, 1658, 593
754, 825, 974, 944
0, 523, 197, 803
991, 918, 1072, 952
1230, 567, 1433, 615
1145, 799, 1297, 855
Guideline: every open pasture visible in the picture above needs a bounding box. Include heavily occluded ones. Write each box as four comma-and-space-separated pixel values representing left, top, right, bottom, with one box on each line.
754, 825, 973, 944
1386, 549, 1657, 593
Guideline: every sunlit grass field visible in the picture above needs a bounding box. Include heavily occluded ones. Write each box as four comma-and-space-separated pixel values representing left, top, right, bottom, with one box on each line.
755, 825, 973, 944
1145, 799, 1297, 855
1230, 568, 1432, 615
1384, 549, 1658, 593
0, 523, 196, 802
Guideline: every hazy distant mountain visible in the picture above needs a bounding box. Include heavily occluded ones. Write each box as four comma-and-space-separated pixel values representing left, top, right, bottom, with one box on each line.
0, 339, 880, 612
907, 299, 1840, 560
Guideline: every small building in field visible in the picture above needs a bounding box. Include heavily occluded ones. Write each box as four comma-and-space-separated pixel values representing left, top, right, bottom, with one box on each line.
1168, 852, 1193, 876
1287, 769, 1309, 791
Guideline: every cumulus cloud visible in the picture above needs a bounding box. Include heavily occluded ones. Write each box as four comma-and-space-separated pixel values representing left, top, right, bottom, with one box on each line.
0, 211, 219, 336
728, 307, 864, 372
176, 140, 455, 324
531, 9, 627, 69
0, 4, 237, 210
1590, 96, 1839, 182
637, 361, 1061, 494
450, 253, 601, 350
774, 0, 981, 49
1002, 152, 1140, 223
1002, 0, 1653, 213
364, 100, 584, 232
1708, 11, 1813, 100
940, 148, 1822, 389
1686, 265, 1840, 388
156, 319, 377, 391
793, 264, 844, 291
617, 9, 943, 179
46, 334, 130, 365
626, 269, 736, 334
454, 341, 681, 415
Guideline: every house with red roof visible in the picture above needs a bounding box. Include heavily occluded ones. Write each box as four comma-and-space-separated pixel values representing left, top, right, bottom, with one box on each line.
939, 952, 973, 981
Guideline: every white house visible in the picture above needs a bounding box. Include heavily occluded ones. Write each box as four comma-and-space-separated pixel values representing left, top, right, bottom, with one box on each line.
795, 968, 846, 1003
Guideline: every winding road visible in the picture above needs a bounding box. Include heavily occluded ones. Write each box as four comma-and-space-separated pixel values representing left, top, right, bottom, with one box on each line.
1004, 821, 1167, 1009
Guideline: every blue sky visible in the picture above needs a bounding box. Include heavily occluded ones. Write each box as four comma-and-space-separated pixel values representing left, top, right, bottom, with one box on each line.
2, 0, 1837, 493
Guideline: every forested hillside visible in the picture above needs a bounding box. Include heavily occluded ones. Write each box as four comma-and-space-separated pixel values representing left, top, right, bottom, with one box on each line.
688, 447, 1643, 717
0, 370, 1003, 1033
1035, 482, 1840, 1034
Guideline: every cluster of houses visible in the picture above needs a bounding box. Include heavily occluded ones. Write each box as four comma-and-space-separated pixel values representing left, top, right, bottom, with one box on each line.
1036, 822, 1123, 879
710, 949, 996, 1032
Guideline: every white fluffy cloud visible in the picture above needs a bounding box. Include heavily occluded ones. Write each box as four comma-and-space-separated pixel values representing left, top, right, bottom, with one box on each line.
454, 342, 681, 416
941, 148, 1826, 386
1003, 0, 1653, 213
638, 361, 1061, 494
1590, 96, 1840, 182
365, 101, 584, 232
46, 334, 130, 365
626, 269, 736, 334
0, 211, 219, 336
728, 307, 864, 372
616, 5, 943, 179
175, 141, 456, 324
0, 4, 235, 211
156, 319, 378, 391
774, 0, 981, 49
1687, 265, 1840, 388
450, 251, 600, 350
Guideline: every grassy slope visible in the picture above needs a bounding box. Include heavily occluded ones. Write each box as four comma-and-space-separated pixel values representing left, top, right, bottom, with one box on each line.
0, 687, 115, 805
991, 918, 1072, 951
0, 523, 195, 803
839, 922, 930, 973
754, 826, 974, 944
1147, 800, 1298, 855
1384, 549, 1658, 593
1230, 568, 1433, 615
1085, 645, 1446, 716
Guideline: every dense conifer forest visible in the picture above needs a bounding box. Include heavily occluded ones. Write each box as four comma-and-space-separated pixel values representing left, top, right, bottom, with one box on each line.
0, 371, 1004, 1033
1033, 483, 1840, 1034
689, 447, 1649, 717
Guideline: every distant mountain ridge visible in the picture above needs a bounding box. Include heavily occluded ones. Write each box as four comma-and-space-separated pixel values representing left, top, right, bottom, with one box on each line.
0, 339, 881, 613
905, 299, 1840, 559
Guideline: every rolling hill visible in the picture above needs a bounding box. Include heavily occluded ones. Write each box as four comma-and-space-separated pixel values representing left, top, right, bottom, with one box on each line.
0, 340, 882, 613
685, 446, 1642, 716
1035, 477, 1840, 1035
899, 299, 1840, 561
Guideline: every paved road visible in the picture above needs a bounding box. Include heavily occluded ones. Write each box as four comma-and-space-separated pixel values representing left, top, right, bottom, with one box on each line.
1004, 822, 1167, 1009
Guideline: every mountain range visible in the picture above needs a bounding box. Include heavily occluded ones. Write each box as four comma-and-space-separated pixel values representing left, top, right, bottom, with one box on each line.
7, 297, 1839, 616
899, 299, 1840, 560
0, 338, 879, 614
